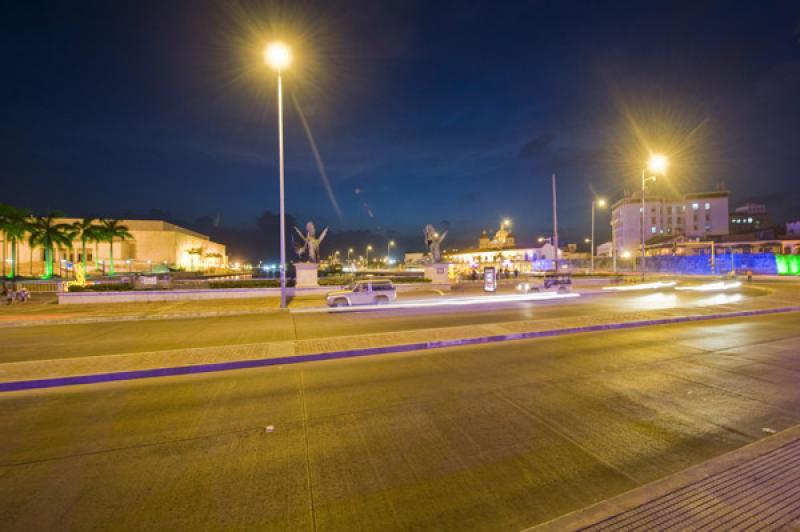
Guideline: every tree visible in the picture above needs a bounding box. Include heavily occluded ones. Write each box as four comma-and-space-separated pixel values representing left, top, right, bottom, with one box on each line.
99, 219, 132, 276
187, 247, 203, 271
72, 218, 101, 274
28, 212, 74, 279
0, 205, 31, 279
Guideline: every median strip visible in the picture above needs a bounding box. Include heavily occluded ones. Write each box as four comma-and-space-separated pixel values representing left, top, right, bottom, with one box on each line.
1, 305, 798, 393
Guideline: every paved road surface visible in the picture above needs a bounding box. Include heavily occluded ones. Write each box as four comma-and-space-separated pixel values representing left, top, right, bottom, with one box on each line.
1, 311, 798, 530
0, 288, 763, 363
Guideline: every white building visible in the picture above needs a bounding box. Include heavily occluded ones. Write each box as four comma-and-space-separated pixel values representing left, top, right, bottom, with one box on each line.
611, 190, 729, 258
596, 241, 613, 257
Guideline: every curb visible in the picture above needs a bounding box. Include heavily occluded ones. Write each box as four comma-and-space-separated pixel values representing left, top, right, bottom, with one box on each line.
1, 305, 798, 393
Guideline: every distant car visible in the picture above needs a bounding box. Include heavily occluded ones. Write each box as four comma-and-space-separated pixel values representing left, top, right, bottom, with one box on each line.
543, 272, 572, 292
326, 279, 397, 307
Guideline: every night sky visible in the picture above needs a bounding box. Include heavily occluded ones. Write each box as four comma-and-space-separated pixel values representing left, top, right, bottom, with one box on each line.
2, 1, 800, 258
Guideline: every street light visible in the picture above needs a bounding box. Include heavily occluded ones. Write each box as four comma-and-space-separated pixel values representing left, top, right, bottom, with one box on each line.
591, 197, 606, 272
265, 41, 292, 308
641, 153, 668, 280
366, 245, 373, 267
503, 219, 511, 227
387, 240, 395, 266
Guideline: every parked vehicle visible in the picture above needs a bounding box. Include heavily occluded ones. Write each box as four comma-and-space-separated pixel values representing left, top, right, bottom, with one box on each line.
326, 279, 397, 307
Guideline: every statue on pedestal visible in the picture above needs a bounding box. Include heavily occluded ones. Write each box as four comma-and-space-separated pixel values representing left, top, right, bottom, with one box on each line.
294, 221, 328, 263
424, 224, 448, 263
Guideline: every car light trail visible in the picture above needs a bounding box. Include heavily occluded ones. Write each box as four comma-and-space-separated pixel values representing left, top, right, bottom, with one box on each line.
675, 281, 742, 292
292, 292, 580, 313
602, 281, 677, 291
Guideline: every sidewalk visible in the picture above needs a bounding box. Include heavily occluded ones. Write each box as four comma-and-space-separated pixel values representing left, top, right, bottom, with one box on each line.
529, 424, 800, 531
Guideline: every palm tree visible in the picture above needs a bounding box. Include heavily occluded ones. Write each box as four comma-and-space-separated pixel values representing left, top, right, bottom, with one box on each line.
0, 205, 31, 278
100, 219, 132, 276
72, 218, 101, 275
187, 247, 203, 271
28, 212, 74, 279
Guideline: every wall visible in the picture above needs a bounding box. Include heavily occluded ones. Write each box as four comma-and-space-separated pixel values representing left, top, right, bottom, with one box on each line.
635, 253, 787, 275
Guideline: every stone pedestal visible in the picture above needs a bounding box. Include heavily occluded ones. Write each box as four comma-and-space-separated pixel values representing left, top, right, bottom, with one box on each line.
424, 262, 451, 284
295, 262, 319, 288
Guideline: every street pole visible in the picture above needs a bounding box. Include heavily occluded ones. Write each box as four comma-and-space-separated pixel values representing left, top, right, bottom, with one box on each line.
278, 70, 287, 309
640, 169, 646, 281
552, 174, 559, 272
366, 246, 370, 267
591, 200, 595, 272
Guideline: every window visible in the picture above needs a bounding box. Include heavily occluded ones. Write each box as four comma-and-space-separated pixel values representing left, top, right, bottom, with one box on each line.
694, 225, 698, 231
705, 202, 711, 210
692, 203, 699, 210
667, 206, 672, 214
748, 217, 753, 223
705, 214, 710, 222
651, 207, 656, 213
651, 226, 657, 234
651, 217, 656, 224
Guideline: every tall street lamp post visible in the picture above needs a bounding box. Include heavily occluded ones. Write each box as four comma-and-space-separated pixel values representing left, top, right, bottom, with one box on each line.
366, 245, 372, 267
640, 154, 667, 280
387, 240, 395, 266
591, 198, 606, 272
265, 41, 292, 308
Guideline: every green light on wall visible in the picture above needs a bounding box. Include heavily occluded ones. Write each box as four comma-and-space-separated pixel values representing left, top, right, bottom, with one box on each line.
776, 254, 800, 275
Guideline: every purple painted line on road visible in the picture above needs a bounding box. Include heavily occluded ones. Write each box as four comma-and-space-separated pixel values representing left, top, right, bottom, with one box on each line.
2, 306, 798, 393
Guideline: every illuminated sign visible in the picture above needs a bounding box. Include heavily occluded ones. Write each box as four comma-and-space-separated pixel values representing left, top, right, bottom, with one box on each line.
483, 267, 497, 292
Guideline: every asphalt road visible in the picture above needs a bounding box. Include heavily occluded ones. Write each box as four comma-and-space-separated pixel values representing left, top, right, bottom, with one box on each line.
0, 287, 764, 363
1, 311, 798, 530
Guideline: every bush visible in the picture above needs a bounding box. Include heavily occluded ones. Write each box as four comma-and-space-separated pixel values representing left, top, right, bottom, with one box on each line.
208, 280, 284, 289
68, 283, 134, 292
388, 276, 429, 283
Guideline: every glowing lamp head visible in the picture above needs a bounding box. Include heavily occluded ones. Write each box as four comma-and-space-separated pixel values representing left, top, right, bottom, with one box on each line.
264, 42, 291, 71
389, 240, 395, 246
585, 238, 591, 243
503, 219, 511, 226
647, 153, 668, 174
596, 198, 607, 208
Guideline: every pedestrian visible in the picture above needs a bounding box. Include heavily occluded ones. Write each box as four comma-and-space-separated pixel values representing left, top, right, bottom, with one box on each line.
5, 283, 15, 305
747, 270, 753, 283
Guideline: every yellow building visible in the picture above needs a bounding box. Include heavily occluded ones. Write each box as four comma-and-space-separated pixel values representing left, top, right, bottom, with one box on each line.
5, 218, 227, 276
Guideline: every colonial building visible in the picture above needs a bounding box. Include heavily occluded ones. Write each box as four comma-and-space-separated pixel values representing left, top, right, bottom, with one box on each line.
445, 222, 556, 275
4, 218, 227, 276
611, 189, 729, 259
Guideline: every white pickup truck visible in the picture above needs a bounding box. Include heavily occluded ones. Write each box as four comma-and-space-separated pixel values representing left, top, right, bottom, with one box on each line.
326, 279, 397, 307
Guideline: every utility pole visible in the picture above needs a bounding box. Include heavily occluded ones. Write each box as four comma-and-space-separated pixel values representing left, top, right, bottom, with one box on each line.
552, 174, 559, 272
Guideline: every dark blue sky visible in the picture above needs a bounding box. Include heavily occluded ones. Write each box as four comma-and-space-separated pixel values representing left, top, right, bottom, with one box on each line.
2, 0, 799, 247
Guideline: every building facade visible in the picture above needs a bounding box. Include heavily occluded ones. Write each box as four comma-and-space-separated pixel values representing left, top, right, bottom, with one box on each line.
4, 219, 227, 276
729, 202, 772, 235
611, 190, 729, 258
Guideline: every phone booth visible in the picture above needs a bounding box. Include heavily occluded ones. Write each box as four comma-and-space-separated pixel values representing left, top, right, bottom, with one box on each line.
483, 267, 497, 292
